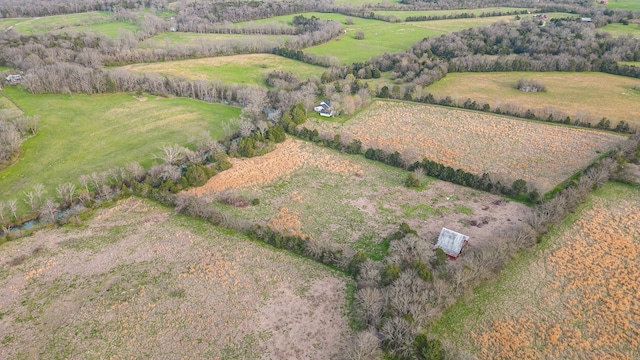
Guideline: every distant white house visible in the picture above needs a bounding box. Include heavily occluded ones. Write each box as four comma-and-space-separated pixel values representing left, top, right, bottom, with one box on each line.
581, 17, 592, 22
5, 74, 22, 84
169, 26, 177, 32
434, 227, 469, 259
314, 99, 334, 117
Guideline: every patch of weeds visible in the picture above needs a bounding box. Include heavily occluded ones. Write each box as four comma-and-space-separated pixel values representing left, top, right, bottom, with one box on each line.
353, 233, 390, 261
169, 288, 186, 298
345, 280, 366, 331
7, 254, 28, 266
435, 206, 452, 216
402, 204, 436, 220
454, 204, 474, 216
221, 333, 261, 359
2, 335, 15, 345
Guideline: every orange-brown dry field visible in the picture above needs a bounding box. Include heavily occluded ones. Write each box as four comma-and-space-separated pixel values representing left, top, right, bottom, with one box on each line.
439, 183, 640, 359
0, 198, 350, 359
308, 101, 624, 193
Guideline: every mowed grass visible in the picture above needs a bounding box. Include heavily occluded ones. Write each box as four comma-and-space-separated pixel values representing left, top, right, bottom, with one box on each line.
138, 32, 287, 49
599, 22, 640, 38
432, 182, 640, 359
0, 197, 350, 359
604, 0, 640, 10
119, 54, 325, 84
0, 87, 240, 209
427, 72, 640, 126
248, 12, 572, 64
2, 11, 140, 38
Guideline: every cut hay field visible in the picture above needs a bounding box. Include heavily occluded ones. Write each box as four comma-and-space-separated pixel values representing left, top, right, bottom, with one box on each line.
119, 54, 325, 85
427, 72, 640, 127
0, 87, 240, 211
307, 101, 623, 193
0, 197, 351, 359
186, 138, 531, 257
1, 11, 140, 38
433, 182, 640, 359
599, 22, 640, 38
138, 32, 287, 50
249, 12, 526, 64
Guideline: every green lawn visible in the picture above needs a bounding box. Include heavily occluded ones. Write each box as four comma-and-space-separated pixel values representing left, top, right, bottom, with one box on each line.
3, 11, 141, 38
599, 22, 640, 38
0, 17, 32, 31
620, 61, 640, 67
604, 0, 640, 11
332, 0, 402, 5
138, 32, 287, 49
119, 54, 325, 85
0, 87, 240, 212
426, 71, 640, 126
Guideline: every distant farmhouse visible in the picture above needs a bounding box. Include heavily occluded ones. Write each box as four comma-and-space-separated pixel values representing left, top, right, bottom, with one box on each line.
581, 17, 592, 22
5, 74, 22, 84
434, 227, 469, 259
313, 99, 334, 117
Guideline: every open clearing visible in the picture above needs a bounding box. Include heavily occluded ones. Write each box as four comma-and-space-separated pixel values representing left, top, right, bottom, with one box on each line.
372, 7, 528, 19
138, 32, 288, 50
1, 12, 140, 38
433, 182, 640, 359
119, 54, 325, 85
307, 101, 623, 193
249, 12, 530, 64
186, 138, 531, 257
0, 87, 239, 212
604, 0, 640, 11
427, 72, 640, 127
599, 22, 640, 38
0, 197, 350, 359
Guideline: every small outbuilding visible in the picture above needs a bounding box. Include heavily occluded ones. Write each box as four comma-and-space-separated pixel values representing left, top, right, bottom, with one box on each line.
434, 227, 469, 259
5, 74, 22, 84
313, 99, 334, 117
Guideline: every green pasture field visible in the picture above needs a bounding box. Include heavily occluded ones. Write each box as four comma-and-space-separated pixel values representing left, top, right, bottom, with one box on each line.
604, 0, 640, 11
332, 0, 401, 5
620, 61, 640, 66
252, 12, 523, 64
138, 32, 287, 49
2, 11, 140, 38
599, 22, 640, 38
0, 17, 31, 31
119, 54, 325, 85
248, 12, 572, 64
431, 182, 640, 358
426, 71, 640, 126
0, 87, 240, 213
372, 7, 529, 19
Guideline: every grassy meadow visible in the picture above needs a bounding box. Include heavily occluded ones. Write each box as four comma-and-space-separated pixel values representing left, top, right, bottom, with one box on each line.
119, 54, 325, 84
599, 22, 640, 38
0, 11, 140, 38
432, 182, 640, 359
186, 138, 531, 257
426, 72, 640, 126
248, 12, 531, 64
372, 7, 529, 19
0, 87, 240, 212
138, 32, 288, 49
604, 0, 640, 11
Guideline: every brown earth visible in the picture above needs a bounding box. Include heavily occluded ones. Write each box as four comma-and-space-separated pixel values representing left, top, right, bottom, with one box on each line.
0, 198, 350, 359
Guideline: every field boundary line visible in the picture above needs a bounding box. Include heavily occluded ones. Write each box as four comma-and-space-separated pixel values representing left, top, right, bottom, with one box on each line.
0, 90, 26, 115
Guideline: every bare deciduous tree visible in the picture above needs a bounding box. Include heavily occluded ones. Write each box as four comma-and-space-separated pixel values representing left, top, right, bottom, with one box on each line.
156, 144, 185, 165
39, 198, 58, 223
344, 330, 382, 360
7, 199, 17, 220
56, 182, 76, 208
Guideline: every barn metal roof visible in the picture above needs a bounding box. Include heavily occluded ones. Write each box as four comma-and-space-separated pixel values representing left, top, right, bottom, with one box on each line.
434, 227, 469, 257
